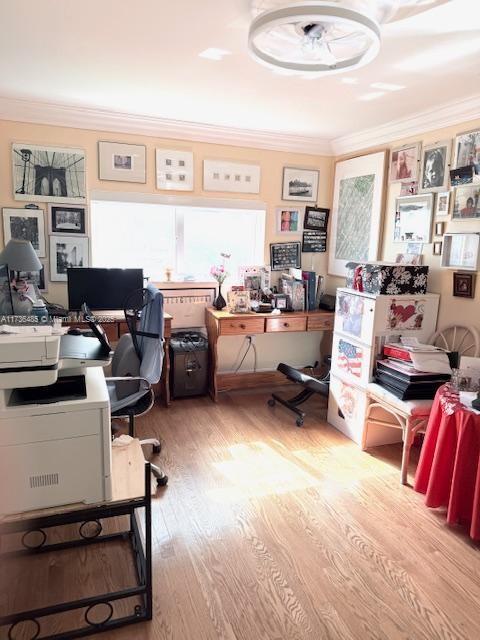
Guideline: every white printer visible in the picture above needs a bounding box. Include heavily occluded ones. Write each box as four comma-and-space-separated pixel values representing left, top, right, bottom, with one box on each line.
0, 326, 113, 515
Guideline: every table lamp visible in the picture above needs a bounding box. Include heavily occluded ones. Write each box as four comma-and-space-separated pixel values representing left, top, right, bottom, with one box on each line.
0, 239, 42, 275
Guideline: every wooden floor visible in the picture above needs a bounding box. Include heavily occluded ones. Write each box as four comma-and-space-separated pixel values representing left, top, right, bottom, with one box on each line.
4, 390, 480, 639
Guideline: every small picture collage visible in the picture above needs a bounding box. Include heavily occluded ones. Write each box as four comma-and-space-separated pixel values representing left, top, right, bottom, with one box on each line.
391, 128, 480, 297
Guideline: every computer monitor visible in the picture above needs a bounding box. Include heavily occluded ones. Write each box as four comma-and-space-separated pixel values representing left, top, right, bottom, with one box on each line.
67, 268, 144, 311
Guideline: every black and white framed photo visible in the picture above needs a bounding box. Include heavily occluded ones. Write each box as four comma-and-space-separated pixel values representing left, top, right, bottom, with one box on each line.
435, 191, 450, 217
389, 142, 421, 183
393, 194, 434, 243
282, 167, 319, 202
453, 129, 480, 172
12, 143, 86, 203
49, 235, 89, 282
156, 149, 194, 191
3, 207, 46, 257
98, 141, 146, 183
203, 159, 260, 194
419, 140, 451, 192
11, 262, 47, 293
304, 205, 329, 230
49, 204, 87, 234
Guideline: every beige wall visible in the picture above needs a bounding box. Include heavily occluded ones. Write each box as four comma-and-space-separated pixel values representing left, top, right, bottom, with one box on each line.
0, 119, 333, 371
327, 118, 480, 334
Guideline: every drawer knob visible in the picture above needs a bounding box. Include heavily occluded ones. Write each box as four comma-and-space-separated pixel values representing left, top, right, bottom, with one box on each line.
283, 322, 289, 327
240, 324, 246, 329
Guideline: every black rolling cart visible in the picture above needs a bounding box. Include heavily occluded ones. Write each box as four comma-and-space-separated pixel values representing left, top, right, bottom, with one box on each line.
0, 440, 153, 640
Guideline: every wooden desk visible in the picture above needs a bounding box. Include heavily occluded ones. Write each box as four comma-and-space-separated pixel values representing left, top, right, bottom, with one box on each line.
63, 310, 173, 406
205, 308, 334, 401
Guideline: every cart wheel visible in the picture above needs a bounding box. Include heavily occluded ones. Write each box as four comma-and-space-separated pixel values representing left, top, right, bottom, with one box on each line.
296, 418, 304, 427
267, 398, 275, 407
153, 444, 161, 454
157, 474, 168, 487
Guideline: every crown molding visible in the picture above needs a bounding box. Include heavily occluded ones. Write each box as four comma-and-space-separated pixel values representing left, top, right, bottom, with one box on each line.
0, 95, 333, 156
331, 93, 480, 156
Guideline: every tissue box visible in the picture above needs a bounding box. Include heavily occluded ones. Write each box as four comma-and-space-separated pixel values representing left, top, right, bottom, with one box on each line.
345, 262, 429, 295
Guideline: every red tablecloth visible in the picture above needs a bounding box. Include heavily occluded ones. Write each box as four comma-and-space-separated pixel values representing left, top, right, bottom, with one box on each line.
414, 384, 480, 540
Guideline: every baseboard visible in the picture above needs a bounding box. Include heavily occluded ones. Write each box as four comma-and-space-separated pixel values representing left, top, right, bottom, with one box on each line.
217, 367, 318, 393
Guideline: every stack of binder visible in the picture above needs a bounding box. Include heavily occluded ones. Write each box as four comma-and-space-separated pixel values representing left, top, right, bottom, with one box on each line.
375, 343, 451, 400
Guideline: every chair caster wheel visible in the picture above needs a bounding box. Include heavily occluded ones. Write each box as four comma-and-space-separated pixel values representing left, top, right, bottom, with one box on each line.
153, 444, 161, 454
156, 474, 168, 487
296, 418, 304, 427
267, 398, 275, 407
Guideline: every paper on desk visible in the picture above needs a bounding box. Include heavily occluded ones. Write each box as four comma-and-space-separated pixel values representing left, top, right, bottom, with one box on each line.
410, 351, 452, 374
0, 324, 54, 335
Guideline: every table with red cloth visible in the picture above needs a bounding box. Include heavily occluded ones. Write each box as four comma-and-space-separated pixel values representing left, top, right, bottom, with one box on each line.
414, 383, 480, 540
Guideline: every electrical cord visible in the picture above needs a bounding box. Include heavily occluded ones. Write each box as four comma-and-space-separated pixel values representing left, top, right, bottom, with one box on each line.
234, 337, 252, 373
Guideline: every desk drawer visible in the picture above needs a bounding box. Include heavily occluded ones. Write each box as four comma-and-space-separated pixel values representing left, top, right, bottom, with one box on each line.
266, 317, 307, 333
219, 317, 265, 336
307, 314, 334, 331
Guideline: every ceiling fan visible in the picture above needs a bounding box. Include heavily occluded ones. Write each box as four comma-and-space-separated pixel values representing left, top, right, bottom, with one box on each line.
248, 0, 451, 74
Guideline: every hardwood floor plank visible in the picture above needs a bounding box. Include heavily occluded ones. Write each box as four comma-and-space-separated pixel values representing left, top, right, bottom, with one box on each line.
3, 391, 480, 640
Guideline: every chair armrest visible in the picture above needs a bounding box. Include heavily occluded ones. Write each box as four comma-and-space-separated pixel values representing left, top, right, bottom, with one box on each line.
105, 376, 151, 385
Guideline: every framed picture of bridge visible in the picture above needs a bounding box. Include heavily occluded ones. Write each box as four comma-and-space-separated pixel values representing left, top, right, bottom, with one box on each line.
282, 167, 319, 202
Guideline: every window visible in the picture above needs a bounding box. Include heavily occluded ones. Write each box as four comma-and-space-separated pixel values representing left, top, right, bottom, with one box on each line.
90, 198, 265, 283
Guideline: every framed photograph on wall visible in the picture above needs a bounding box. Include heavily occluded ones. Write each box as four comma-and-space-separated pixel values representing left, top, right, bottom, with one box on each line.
282, 167, 319, 202
156, 149, 194, 191
452, 184, 480, 219
389, 142, 421, 183
3, 207, 46, 257
435, 191, 450, 217
441, 233, 480, 271
419, 140, 451, 192
453, 272, 475, 298
393, 194, 434, 243
304, 206, 329, 230
328, 151, 386, 276
12, 144, 86, 204
433, 241, 443, 256
98, 141, 146, 183
453, 128, 480, 171
435, 221, 444, 236
49, 204, 87, 235
270, 242, 301, 271
203, 159, 260, 194
49, 235, 89, 282
276, 207, 302, 234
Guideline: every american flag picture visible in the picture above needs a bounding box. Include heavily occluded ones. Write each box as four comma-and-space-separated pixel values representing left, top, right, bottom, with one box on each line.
338, 339, 363, 378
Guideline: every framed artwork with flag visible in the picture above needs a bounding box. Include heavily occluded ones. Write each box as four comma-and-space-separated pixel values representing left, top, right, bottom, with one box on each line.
332, 334, 371, 388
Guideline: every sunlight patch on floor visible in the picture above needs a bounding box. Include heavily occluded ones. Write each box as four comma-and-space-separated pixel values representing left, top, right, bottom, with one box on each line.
208, 441, 319, 503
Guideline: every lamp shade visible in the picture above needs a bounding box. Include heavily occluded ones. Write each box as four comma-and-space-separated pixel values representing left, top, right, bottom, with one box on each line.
0, 239, 42, 272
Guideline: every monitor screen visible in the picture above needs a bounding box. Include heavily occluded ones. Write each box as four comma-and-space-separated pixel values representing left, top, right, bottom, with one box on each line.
67, 268, 144, 311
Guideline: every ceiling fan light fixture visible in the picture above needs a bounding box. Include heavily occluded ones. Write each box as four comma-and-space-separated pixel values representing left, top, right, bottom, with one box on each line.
248, 2, 381, 75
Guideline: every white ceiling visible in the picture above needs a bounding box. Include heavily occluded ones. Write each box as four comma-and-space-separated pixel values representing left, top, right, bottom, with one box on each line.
1, 0, 479, 145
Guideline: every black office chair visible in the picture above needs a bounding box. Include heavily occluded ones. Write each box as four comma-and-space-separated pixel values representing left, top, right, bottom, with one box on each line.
267, 358, 331, 427
100, 285, 168, 486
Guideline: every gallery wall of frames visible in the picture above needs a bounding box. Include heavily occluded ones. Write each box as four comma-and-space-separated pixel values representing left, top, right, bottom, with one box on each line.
0, 120, 333, 306
1, 115, 480, 326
